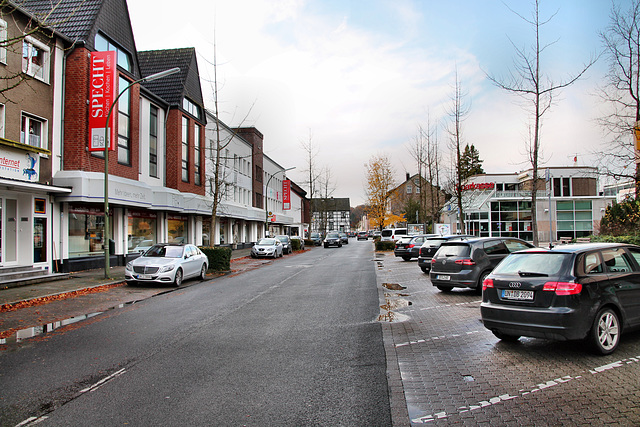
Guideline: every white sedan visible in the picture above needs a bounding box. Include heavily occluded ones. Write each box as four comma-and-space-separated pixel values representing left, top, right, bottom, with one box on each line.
125, 243, 208, 286
251, 238, 284, 258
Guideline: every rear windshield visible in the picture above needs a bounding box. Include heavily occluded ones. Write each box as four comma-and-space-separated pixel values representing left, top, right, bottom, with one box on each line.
381, 230, 393, 237
395, 229, 407, 235
399, 236, 413, 243
492, 253, 570, 276
437, 244, 471, 257
426, 238, 447, 246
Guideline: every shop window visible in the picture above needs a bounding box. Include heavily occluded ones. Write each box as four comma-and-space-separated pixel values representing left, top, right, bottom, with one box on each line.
68, 207, 107, 258
117, 77, 131, 165
168, 215, 187, 244
21, 113, 46, 149
128, 211, 157, 252
22, 36, 49, 82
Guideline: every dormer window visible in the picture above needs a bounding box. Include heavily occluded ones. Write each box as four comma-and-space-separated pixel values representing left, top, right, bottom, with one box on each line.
183, 98, 201, 119
95, 33, 132, 72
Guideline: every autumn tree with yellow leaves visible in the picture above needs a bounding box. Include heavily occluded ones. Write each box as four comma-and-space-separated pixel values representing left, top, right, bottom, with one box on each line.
365, 154, 405, 230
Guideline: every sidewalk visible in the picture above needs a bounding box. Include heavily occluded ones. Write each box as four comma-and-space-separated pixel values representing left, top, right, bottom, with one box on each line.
0, 248, 252, 307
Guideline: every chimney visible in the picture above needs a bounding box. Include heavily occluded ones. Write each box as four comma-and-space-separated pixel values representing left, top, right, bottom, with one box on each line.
406, 172, 410, 182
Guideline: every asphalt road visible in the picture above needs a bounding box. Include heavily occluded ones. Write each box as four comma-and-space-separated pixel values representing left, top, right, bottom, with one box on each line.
0, 241, 391, 426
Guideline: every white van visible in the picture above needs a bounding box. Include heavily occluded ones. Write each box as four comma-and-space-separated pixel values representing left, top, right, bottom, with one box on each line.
381, 228, 408, 242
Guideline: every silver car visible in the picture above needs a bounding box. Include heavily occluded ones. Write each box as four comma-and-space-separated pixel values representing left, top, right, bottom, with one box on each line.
125, 243, 208, 287
251, 238, 284, 258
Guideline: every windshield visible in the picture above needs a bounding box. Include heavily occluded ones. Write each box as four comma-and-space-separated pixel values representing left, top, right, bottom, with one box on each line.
275, 236, 288, 242
426, 238, 447, 246
258, 238, 276, 245
311, 233, 320, 238
145, 245, 184, 258
327, 233, 339, 238
492, 253, 570, 276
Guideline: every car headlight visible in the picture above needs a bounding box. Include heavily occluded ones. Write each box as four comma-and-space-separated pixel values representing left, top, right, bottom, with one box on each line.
159, 265, 175, 273
126, 262, 133, 271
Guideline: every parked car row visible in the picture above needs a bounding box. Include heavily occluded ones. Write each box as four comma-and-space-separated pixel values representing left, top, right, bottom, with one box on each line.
392, 232, 640, 355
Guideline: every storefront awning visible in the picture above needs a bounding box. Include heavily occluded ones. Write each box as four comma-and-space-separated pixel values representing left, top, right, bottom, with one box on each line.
0, 178, 72, 194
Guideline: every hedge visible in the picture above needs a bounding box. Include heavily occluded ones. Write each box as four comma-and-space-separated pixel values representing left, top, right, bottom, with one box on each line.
199, 246, 232, 271
375, 240, 396, 251
589, 235, 640, 246
291, 239, 301, 251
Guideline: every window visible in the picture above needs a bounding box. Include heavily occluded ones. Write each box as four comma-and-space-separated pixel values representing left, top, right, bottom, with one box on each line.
95, 33, 132, 72
182, 116, 189, 182
556, 200, 593, 240
149, 105, 158, 177
117, 77, 131, 165
0, 20, 7, 64
182, 98, 201, 119
406, 184, 412, 194
22, 36, 50, 82
194, 124, 201, 185
0, 104, 5, 138
21, 113, 46, 148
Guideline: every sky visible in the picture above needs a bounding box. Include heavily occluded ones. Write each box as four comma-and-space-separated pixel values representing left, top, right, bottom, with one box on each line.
128, 0, 622, 206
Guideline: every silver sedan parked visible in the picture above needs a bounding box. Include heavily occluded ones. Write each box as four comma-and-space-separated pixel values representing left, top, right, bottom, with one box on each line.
125, 243, 208, 287
251, 238, 284, 259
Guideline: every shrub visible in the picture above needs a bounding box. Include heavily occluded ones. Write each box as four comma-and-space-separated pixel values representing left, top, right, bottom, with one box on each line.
375, 240, 396, 251
291, 239, 301, 251
600, 199, 640, 236
304, 239, 314, 247
590, 234, 640, 246
199, 246, 232, 271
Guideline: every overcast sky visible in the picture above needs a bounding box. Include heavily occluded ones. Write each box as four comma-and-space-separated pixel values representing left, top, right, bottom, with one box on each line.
128, 0, 621, 206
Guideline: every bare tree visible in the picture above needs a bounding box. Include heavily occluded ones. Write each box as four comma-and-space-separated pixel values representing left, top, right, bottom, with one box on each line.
0, 0, 86, 103
487, 0, 595, 246
314, 165, 336, 235
445, 69, 470, 235
300, 129, 321, 233
596, 0, 640, 194
423, 118, 445, 229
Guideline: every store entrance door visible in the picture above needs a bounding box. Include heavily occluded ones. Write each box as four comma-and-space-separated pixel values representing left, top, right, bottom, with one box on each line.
1, 198, 18, 265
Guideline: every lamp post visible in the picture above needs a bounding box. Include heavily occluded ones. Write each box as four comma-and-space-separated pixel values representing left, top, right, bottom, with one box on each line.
103, 67, 180, 278
264, 166, 296, 237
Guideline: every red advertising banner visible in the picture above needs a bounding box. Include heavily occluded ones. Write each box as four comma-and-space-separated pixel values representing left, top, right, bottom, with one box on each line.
88, 51, 117, 152
283, 179, 291, 210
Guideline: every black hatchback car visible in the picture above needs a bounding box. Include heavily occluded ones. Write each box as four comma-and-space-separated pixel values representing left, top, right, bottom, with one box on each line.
394, 234, 436, 261
417, 235, 475, 273
429, 237, 534, 292
481, 243, 640, 355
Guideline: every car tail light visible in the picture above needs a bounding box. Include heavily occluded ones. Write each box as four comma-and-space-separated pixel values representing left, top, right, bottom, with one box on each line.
543, 281, 582, 295
431, 258, 436, 264
482, 278, 494, 290
455, 259, 475, 266
408, 244, 415, 248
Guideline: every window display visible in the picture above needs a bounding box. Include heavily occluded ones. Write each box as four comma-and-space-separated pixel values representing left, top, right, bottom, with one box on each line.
128, 211, 157, 253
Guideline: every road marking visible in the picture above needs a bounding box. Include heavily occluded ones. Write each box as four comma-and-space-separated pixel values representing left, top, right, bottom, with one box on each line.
410, 354, 640, 423
79, 368, 126, 393
396, 330, 482, 348
15, 417, 48, 427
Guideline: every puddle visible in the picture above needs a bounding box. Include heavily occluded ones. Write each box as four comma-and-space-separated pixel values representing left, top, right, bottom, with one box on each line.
0, 301, 138, 347
377, 311, 410, 322
380, 298, 412, 311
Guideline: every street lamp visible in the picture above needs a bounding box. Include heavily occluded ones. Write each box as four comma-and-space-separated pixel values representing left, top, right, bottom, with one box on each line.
103, 67, 180, 278
264, 166, 296, 237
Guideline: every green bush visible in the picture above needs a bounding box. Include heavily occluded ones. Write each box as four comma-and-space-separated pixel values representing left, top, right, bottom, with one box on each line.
600, 199, 640, 236
199, 246, 232, 271
303, 239, 314, 247
590, 234, 640, 246
291, 239, 301, 251
375, 240, 396, 251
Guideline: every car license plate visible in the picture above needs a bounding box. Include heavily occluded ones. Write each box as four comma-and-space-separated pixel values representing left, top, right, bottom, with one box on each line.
437, 275, 450, 281
137, 274, 152, 280
502, 289, 534, 300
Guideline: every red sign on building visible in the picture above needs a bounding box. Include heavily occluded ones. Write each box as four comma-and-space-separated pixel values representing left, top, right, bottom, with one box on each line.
88, 51, 117, 152
283, 179, 291, 210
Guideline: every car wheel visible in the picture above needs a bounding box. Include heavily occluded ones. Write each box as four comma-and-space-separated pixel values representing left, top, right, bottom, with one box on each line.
589, 307, 620, 355
199, 263, 207, 280
402, 256, 411, 261
174, 269, 183, 287
492, 330, 520, 342
477, 271, 490, 294
338, 243, 342, 248
324, 244, 328, 248
436, 286, 453, 293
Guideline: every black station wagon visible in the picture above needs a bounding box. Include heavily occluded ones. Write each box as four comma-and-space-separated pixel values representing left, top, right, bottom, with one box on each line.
481, 243, 640, 355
